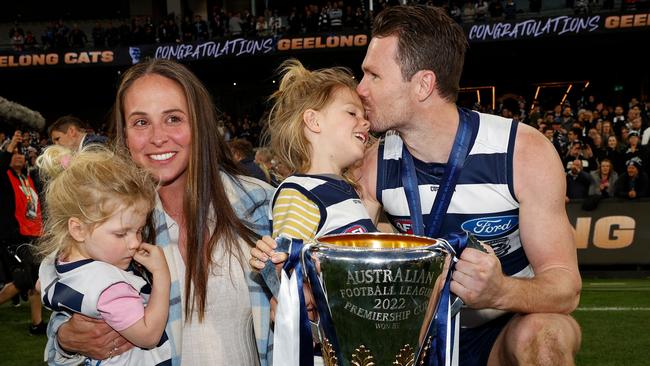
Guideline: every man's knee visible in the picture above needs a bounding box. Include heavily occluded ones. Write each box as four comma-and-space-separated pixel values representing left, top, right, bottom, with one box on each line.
502, 313, 581, 365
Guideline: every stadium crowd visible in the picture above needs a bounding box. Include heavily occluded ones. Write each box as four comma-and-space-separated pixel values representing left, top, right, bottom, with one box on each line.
1, 91, 649, 202
5, 0, 629, 52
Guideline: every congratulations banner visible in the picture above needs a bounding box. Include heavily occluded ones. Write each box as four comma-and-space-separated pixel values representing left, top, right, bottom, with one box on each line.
466, 11, 650, 42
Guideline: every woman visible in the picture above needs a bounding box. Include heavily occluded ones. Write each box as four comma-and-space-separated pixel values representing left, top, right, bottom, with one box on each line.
603, 135, 625, 174
45, 59, 274, 366
588, 159, 618, 198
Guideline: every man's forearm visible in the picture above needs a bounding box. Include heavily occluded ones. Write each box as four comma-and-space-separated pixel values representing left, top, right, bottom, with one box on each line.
495, 267, 581, 314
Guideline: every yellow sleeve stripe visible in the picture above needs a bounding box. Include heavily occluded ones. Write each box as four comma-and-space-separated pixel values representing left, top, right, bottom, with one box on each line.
272, 188, 321, 240
274, 195, 320, 220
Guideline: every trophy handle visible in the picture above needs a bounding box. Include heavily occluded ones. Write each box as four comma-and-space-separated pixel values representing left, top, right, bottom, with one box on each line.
417, 232, 485, 365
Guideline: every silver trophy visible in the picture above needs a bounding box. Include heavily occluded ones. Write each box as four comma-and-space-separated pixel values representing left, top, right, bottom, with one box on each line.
301, 232, 456, 366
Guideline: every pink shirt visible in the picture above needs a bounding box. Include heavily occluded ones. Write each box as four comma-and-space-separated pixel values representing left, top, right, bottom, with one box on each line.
97, 282, 145, 331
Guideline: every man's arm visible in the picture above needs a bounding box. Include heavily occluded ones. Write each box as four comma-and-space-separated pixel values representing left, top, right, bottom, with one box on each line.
452, 123, 581, 314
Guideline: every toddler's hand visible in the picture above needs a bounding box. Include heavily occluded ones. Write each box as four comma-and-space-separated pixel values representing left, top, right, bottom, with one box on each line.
134, 243, 169, 277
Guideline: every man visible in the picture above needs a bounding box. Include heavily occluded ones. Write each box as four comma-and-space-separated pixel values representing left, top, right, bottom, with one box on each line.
228, 138, 269, 183
0, 131, 45, 334
355, 5, 581, 365
614, 157, 648, 199
48, 115, 106, 151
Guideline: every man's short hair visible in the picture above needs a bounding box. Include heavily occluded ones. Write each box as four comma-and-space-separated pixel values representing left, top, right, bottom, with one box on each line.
228, 138, 254, 158
372, 5, 468, 102
48, 115, 85, 138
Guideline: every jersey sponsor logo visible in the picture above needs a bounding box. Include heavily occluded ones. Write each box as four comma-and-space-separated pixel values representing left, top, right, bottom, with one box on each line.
344, 225, 368, 234
461, 215, 518, 237
482, 237, 511, 257
393, 219, 413, 234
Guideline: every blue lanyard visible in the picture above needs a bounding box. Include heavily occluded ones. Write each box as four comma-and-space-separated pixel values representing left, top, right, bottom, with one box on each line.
400, 109, 475, 238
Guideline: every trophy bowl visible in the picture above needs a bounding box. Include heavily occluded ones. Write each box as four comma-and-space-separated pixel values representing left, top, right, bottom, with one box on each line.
305, 232, 453, 366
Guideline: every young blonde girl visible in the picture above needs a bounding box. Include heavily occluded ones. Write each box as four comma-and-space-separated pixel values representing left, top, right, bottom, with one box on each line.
252, 58, 378, 366
263, 59, 377, 241
37, 145, 171, 365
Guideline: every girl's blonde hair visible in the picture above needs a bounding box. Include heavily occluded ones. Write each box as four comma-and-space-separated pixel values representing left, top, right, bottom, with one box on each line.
36, 144, 157, 259
266, 59, 358, 174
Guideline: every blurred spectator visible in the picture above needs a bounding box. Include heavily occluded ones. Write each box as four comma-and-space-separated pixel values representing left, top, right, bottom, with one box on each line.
10, 31, 24, 52
8, 21, 24, 40
0, 131, 45, 335
288, 7, 303, 34
450, 3, 463, 22
329, 2, 344, 29
476, 0, 490, 21
68, 24, 87, 48
181, 16, 194, 42
564, 140, 596, 172
269, 9, 283, 35
603, 135, 626, 174
228, 138, 268, 183
242, 9, 255, 36
642, 123, 650, 146
229, 12, 243, 36
560, 106, 576, 132
255, 15, 270, 36
318, 4, 331, 31
628, 116, 643, 136
143, 17, 156, 43
601, 120, 614, 141
47, 115, 107, 151
624, 131, 642, 163
210, 7, 227, 38
615, 157, 648, 199
462, 2, 477, 23
589, 159, 617, 198
23, 31, 37, 49
612, 105, 626, 136
194, 15, 209, 41
566, 158, 594, 200
254, 147, 276, 186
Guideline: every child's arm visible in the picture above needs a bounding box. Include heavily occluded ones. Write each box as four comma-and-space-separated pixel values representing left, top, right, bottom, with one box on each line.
119, 243, 170, 349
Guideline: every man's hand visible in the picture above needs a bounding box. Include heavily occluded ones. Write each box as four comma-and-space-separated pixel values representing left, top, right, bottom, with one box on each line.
58, 313, 133, 360
7, 131, 22, 152
450, 245, 506, 309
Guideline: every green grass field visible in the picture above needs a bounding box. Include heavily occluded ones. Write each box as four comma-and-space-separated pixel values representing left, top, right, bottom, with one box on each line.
1, 278, 648, 366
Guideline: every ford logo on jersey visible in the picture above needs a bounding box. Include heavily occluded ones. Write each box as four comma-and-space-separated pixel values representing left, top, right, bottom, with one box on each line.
461, 215, 518, 237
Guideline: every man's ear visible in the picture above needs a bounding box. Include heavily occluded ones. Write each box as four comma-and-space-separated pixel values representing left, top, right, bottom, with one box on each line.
68, 217, 88, 242
414, 70, 436, 102
303, 109, 321, 133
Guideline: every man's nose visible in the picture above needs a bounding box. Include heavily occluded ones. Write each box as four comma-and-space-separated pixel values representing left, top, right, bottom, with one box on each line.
356, 77, 368, 98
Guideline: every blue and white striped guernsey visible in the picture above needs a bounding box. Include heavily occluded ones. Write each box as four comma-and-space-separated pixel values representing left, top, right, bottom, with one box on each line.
376, 108, 534, 327
40, 259, 172, 366
270, 174, 377, 237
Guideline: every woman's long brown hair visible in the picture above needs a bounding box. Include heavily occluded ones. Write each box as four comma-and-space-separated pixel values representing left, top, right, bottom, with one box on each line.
111, 59, 262, 321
